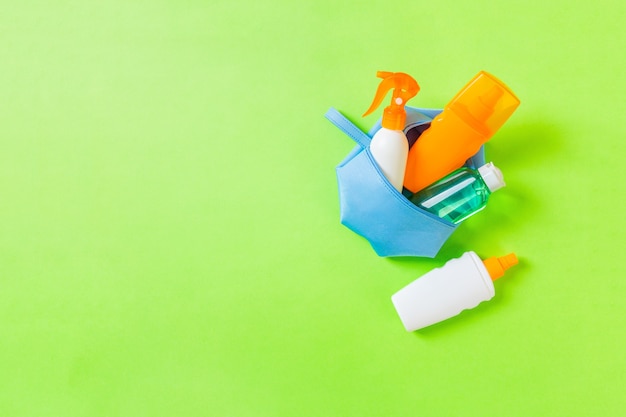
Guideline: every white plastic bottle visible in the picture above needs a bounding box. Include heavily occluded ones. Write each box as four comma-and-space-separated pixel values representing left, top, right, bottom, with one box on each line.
391, 251, 518, 331
369, 126, 409, 192
363, 71, 420, 192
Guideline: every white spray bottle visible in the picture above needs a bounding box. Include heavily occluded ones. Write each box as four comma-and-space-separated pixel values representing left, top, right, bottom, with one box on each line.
363, 71, 420, 192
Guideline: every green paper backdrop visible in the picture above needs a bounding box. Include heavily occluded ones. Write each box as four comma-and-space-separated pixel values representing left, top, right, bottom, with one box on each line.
1, 1, 624, 416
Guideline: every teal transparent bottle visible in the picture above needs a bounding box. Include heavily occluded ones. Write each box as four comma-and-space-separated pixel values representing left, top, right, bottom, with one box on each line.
409, 162, 505, 224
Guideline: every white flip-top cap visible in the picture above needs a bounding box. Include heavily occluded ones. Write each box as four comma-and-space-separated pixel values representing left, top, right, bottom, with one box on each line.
477, 162, 505, 192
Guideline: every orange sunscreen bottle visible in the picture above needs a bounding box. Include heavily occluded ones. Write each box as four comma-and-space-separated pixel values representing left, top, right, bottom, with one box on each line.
363, 71, 420, 192
403, 71, 520, 193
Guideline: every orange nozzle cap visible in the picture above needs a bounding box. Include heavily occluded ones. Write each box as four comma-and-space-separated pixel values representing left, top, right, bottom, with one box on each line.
363, 71, 420, 131
483, 253, 519, 281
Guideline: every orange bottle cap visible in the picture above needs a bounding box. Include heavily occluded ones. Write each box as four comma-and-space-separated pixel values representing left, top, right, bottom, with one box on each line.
483, 253, 519, 281
363, 71, 420, 131
448, 71, 520, 136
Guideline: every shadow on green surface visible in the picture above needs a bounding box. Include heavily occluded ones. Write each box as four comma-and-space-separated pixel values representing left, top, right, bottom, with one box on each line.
485, 119, 566, 169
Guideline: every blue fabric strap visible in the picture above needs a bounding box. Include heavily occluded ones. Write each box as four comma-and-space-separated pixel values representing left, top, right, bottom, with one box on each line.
325, 107, 371, 149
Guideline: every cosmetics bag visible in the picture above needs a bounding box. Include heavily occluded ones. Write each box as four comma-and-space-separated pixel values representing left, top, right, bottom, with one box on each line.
325, 106, 485, 257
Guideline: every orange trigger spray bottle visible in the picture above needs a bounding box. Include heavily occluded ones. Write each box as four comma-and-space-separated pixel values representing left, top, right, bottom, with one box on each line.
403, 71, 520, 193
363, 71, 420, 192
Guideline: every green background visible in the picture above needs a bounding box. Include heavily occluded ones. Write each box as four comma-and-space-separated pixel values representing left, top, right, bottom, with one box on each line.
1, 1, 624, 416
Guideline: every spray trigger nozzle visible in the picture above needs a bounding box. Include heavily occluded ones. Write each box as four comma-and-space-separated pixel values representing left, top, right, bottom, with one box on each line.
363, 71, 420, 130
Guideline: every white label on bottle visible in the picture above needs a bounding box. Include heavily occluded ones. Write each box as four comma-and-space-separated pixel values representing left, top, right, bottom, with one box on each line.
420, 178, 474, 208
